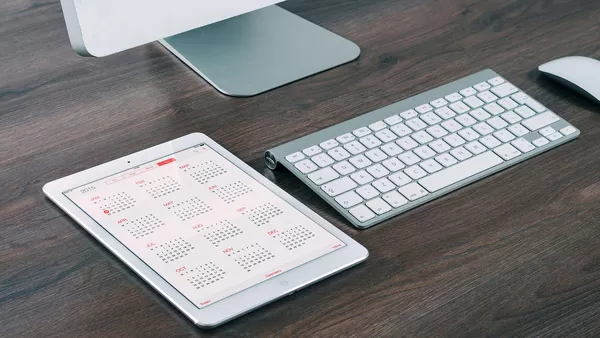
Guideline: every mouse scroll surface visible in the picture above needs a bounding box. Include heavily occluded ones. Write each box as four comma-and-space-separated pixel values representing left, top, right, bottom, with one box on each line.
538, 56, 600, 105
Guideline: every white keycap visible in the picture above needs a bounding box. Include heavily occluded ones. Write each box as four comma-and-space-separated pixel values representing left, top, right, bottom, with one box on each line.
366, 198, 393, 215
295, 159, 318, 174
465, 141, 486, 154
547, 132, 563, 141
390, 123, 413, 137
406, 118, 428, 131
286, 152, 305, 163
400, 109, 418, 119
382, 191, 409, 208
349, 205, 375, 222
533, 137, 550, 147
344, 141, 367, 155
359, 135, 383, 149
332, 160, 356, 175
321, 177, 357, 197
421, 112, 443, 125
449, 101, 471, 114
460, 87, 477, 97
350, 170, 374, 185
430, 98, 449, 108
397, 137, 419, 150
474, 82, 491, 91
456, 113, 477, 127
320, 139, 339, 150
328, 147, 351, 161
508, 123, 529, 137
429, 139, 452, 153
398, 183, 429, 201
426, 125, 449, 138
388, 172, 412, 187
511, 138, 535, 153
458, 128, 480, 141
539, 127, 556, 137
445, 92, 463, 102
477, 91, 498, 103
483, 102, 505, 115
365, 148, 388, 162
450, 146, 472, 161
335, 191, 363, 209
369, 121, 388, 131
312, 153, 335, 167
349, 155, 372, 169
420, 159, 443, 173
398, 151, 421, 166
414, 145, 436, 159
308, 167, 340, 185
488, 77, 505, 86
511, 93, 546, 113
514, 106, 536, 119
375, 129, 398, 143
493, 129, 516, 142
443, 133, 466, 147
491, 83, 518, 97
435, 153, 458, 167
470, 108, 492, 121
497, 97, 518, 110
522, 112, 560, 131
337, 133, 356, 143
356, 184, 380, 199
366, 164, 390, 178
441, 119, 462, 132
381, 143, 403, 157
420, 152, 504, 192
487, 116, 508, 129
303, 145, 322, 156
384, 115, 403, 126
501, 111, 522, 124
480, 135, 502, 148
416, 104, 433, 113
473, 122, 495, 135
411, 130, 434, 144
382, 158, 405, 172
493, 143, 522, 160
353, 127, 372, 137
435, 106, 457, 119
372, 178, 396, 193
405, 165, 428, 179
560, 126, 577, 136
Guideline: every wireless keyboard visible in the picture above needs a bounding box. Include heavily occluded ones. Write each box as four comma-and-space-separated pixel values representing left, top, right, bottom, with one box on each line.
264, 69, 580, 229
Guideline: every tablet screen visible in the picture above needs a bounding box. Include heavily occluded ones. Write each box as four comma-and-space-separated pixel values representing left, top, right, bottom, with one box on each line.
64, 144, 345, 308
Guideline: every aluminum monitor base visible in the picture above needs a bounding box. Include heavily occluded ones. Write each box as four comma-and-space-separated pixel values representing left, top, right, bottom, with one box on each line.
159, 5, 360, 97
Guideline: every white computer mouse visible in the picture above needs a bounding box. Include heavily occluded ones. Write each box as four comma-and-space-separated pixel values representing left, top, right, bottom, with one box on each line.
538, 56, 600, 105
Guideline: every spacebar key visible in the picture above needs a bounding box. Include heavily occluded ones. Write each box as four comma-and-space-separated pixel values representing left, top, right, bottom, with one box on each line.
419, 152, 504, 193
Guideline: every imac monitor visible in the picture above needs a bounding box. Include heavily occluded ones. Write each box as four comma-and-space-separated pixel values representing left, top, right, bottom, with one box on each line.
60, 0, 361, 96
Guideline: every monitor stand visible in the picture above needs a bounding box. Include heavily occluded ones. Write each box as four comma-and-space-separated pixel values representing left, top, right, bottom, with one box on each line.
159, 5, 360, 97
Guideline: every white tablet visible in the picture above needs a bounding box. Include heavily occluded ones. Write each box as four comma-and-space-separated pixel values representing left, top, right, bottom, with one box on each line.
43, 133, 368, 328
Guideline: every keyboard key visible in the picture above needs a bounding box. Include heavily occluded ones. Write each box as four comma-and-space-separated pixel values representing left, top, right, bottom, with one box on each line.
380, 143, 403, 157
366, 198, 393, 215
416, 104, 434, 113
508, 123, 529, 137
366, 164, 390, 178
372, 178, 396, 193
321, 177, 358, 197
336, 133, 356, 143
511, 92, 546, 113
349, 205, 376, 222
412, 130, 434, 144
311, 153, 335, 167
375, 129, 397, 143
350, 170, 374, 185
369, 121, 388, 131
332, 160, 356, 175
398, 151, 421, 165
460, 87, 477, 97
421, 112, 442, 125
414, 145, 436, 159
560, 126, 577, 136
398, 183, 429, 201
435, 106, 457, 119
491, 83, 518, 97
426, 125, 449, 138
328, 147, 351, 161
487, 116, 509, 129
365, 148, 388, 162
382, 191, 409, 208
431, 98, 448, 108
465, 141, 486, 154
464, 96, 485, 108
391, 123, 413, 137
474, 82, 491, 91
458, 128, 480, 141
382, 158, 405, 172
353, 127, 372, 137
400, 109, 418, 119
441, 119, 462, 132
435, 153, 458, 167
397, 137, 419, 150
533, 137, 550, 147
473, 122, 494, 135
470, 108, 491, 121
303, 145, 322, 156
480, 135, 502, 148
497, 97, 518, 110
420, 152, 504, 192
488, 76, 505, 86
514, 106, 536, 119
420, 159, 443, 173
449, 101, 471, 114
384, 115, 403, 126
456, 113, 477, 127
511, 138, 536, 153
522, 112, 560, 131
443, 133, 466, 147
483, 102, 505, 115
286, 152, 305, 163
429, 139, 452, 153
493, 129, 516, 143
308, 167, 340, 185
335, 191, 363, 209
405, 165, 428, 179
493, 143, 522, 160
388, 172, 412, 187
349, 154, 372, 169
356, 184, 380, 199
477, 91, 498, 103
501, 111, 522, 124
344, 141, 367, 155
445, 92, 463, 102
450, 146, 473, 161
295, 159, 318, 174
359, 135, 383, 149
539, 127, 556, 137
547, 132, 563, 141
320, 139, 339, 150
406, 118, 428, 131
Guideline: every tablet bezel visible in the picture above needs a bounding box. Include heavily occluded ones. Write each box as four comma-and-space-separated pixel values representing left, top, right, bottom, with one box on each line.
43, 133, 368, 328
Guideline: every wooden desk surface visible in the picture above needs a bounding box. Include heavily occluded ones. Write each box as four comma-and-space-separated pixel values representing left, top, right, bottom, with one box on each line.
2, 0, 599, 336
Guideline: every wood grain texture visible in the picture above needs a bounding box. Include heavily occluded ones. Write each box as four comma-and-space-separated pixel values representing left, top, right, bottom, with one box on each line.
1, 0, 600, 336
